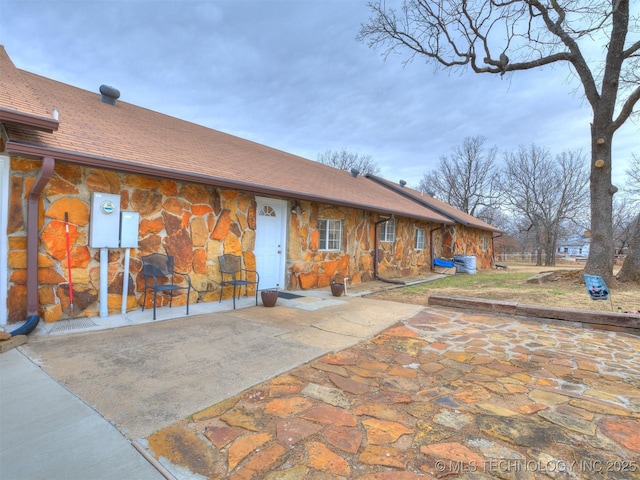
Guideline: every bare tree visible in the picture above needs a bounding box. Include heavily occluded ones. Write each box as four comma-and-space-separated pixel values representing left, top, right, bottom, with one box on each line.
317, 148, 380, 176
613, 196, 636, 254
475, 205, 510, 231
617, 153, 640, 282
624, 153, 640, 198
359, 0, 640, 282
502, 146, 589, 266
418, 136, 499, 216
617, 214, 640, 282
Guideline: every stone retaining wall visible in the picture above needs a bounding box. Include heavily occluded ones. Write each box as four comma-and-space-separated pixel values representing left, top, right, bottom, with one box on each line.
428, 295, 640, 334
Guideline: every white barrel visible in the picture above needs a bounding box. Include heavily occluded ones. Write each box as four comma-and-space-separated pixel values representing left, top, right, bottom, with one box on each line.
453, 255, 477, 274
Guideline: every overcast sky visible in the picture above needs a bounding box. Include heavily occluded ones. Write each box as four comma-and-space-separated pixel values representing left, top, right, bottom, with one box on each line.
1, 0, 637, 189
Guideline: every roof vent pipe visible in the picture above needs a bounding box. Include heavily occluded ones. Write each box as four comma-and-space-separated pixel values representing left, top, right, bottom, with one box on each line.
350, 168, 359, 178
399, 179, 407, 187
99, 85, 120, 105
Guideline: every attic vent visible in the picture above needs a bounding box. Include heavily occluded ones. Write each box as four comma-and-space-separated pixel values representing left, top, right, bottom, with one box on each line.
399, 179, 407, 187
99, 85, 120, 105
350, 168, 359, 178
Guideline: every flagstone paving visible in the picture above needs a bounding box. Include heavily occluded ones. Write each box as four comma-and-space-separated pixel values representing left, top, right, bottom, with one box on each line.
145, 308, 640, 479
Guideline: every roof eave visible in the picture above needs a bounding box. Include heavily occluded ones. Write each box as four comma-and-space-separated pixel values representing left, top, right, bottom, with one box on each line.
5, 141, 453, 225
0, 108, 59, 133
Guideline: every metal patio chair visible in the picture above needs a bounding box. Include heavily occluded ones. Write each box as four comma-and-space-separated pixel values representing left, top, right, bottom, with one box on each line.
141, 254, 192, 320
218, 254, 259, 309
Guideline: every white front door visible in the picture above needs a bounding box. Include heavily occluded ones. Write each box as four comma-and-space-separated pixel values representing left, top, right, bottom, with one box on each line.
255, 197, 287, 290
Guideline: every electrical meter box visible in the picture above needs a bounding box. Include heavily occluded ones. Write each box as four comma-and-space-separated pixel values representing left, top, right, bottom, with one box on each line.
89, 192, 121, 248
120, 212, 139, 248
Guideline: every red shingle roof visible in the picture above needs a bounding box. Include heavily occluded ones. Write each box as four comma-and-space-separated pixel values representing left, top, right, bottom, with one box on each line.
0, 46, 456, 224
0, 47, 58, 132
368, 175, 501, 233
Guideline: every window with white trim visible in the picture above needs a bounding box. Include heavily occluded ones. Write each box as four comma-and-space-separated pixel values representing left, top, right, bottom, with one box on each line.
318, 219, 343, 251
380, 218, 396, 242
415, 228, 426, 250
482, 236, 490, 252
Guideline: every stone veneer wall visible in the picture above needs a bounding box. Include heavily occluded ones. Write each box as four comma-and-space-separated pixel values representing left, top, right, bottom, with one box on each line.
7, 158, 258, 323
454, 226, 494, 269
6, 157, 491, 323
286, 200, 435, 289
431, 224, 494, 269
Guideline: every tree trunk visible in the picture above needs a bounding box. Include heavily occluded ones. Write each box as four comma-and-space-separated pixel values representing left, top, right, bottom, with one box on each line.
582, 0, 630, 284
584, 126, 615, 283
544, 232, 556, 266
534, 226, 542, 266
617, 213, 640, 283
544, 243, 553, 266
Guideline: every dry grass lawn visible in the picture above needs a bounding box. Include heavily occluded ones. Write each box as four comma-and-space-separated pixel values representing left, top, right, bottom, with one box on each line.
369, 264, 640, 314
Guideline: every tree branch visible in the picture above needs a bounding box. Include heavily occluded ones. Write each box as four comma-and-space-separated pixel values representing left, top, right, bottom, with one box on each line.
612, 85, 640, 131
526, 0, 600, 105
623, 40, 640, 58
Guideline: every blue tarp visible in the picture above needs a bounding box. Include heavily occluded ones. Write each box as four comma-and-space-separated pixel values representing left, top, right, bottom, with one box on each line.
584, 274, 610, 300
434, 258, 455, 268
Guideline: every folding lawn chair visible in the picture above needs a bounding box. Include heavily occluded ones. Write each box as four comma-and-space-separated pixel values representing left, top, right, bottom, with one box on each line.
583, 274, 613, 311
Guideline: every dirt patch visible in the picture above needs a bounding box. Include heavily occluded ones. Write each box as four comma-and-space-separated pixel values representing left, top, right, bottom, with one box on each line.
525, 269, 583, 284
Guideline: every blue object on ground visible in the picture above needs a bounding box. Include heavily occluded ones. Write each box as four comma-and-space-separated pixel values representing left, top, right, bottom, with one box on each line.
584, 274, 610, 300
8, 315, 40, 336
583, 274, 614, 312
434, 258, 455, 268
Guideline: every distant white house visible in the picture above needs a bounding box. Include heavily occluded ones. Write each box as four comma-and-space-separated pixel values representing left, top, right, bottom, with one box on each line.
557, 232, 591, 257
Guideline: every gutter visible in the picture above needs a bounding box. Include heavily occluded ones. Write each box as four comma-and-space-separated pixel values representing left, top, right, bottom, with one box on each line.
27, 156, 55, 316
373, 215, 404, 285
0, 108, 59, 133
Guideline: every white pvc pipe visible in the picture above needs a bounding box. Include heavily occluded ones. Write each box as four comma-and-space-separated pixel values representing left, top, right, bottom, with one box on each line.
100, 248, 108, 317
121, 248, 130, 315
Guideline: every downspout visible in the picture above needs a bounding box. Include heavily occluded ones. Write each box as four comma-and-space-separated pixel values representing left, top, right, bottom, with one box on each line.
429, 224, 445, 272
26, 157, 55, 315
10, 156, 54, 336
491, 232, 503, 268
374, 215, 404, 285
